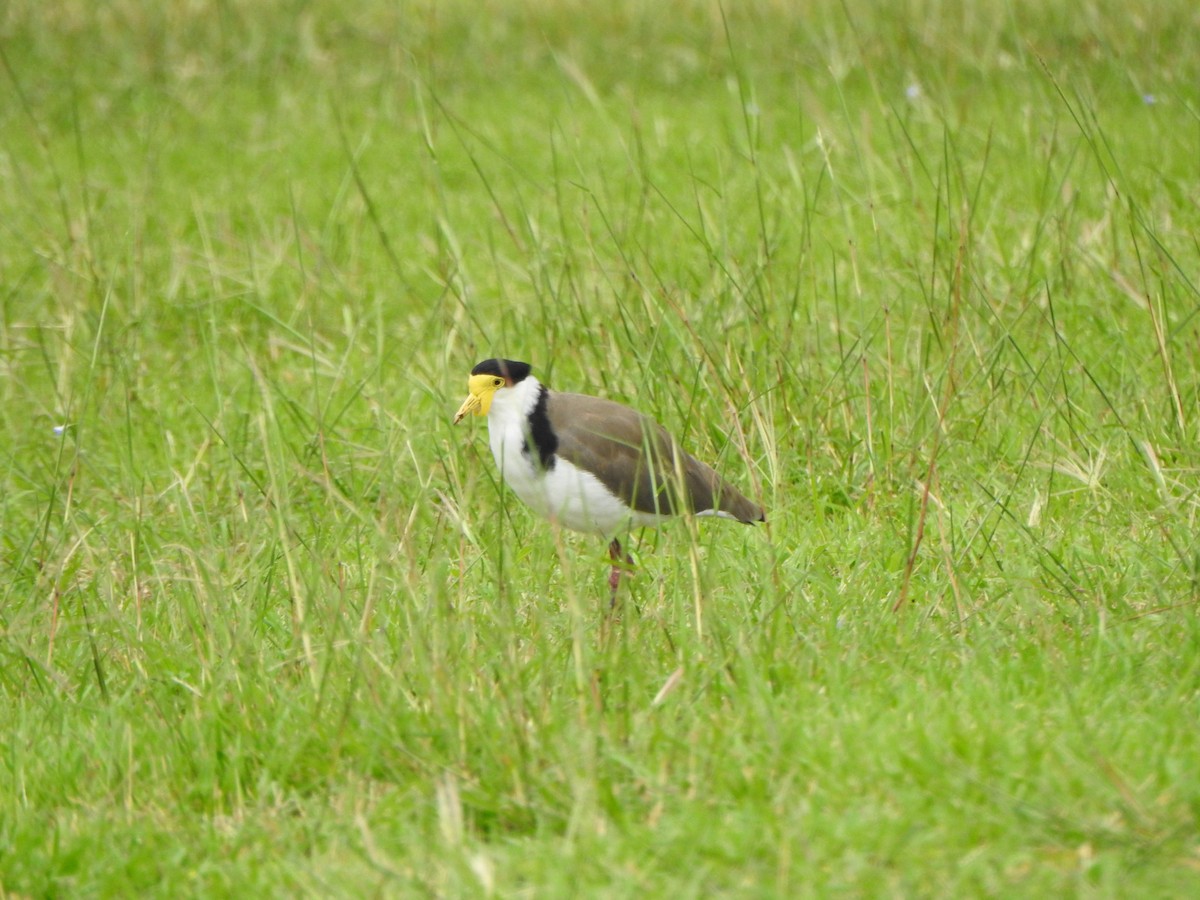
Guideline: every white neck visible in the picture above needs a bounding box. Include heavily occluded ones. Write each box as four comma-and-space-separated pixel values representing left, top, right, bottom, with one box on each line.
488, 374, 543, 425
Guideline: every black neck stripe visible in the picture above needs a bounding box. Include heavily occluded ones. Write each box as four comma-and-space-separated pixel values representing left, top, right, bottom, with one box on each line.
524, 384, 557, 470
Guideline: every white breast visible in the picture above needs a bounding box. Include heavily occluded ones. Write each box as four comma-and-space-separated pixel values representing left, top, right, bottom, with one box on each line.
486, 377, 671, 537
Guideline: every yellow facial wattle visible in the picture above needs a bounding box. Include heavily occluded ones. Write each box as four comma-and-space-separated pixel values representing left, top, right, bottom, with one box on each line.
452, 373, 506, 424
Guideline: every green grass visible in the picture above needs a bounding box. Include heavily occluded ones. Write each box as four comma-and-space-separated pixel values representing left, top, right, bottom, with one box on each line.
3, 0, 1200, 895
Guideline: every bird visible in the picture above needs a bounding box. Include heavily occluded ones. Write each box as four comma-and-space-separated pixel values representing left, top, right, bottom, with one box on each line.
453, 358, 764, 604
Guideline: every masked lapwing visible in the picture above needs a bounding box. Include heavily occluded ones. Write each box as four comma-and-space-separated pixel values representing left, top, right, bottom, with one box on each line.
453, 358, 765, 603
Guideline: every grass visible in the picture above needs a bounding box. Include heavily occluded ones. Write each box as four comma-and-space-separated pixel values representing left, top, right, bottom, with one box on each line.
2, 0, 1200, 894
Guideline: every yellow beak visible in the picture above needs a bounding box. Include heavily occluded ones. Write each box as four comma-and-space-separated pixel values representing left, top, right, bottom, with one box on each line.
453, 374, 504, 424
453, 393, 481, 424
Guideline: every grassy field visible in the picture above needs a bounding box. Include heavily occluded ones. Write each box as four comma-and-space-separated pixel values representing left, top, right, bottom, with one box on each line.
3, 0, 1200, 895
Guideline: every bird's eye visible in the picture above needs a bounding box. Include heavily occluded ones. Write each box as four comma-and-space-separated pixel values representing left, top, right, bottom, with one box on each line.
493, 378, 503, 387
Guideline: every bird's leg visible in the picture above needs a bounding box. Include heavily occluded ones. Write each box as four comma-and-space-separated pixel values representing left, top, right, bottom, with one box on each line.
607, 538, 622, 605
607, 537, 636, 606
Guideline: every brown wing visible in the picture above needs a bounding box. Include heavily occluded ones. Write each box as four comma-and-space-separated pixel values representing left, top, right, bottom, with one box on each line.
546, 392, 764, 523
